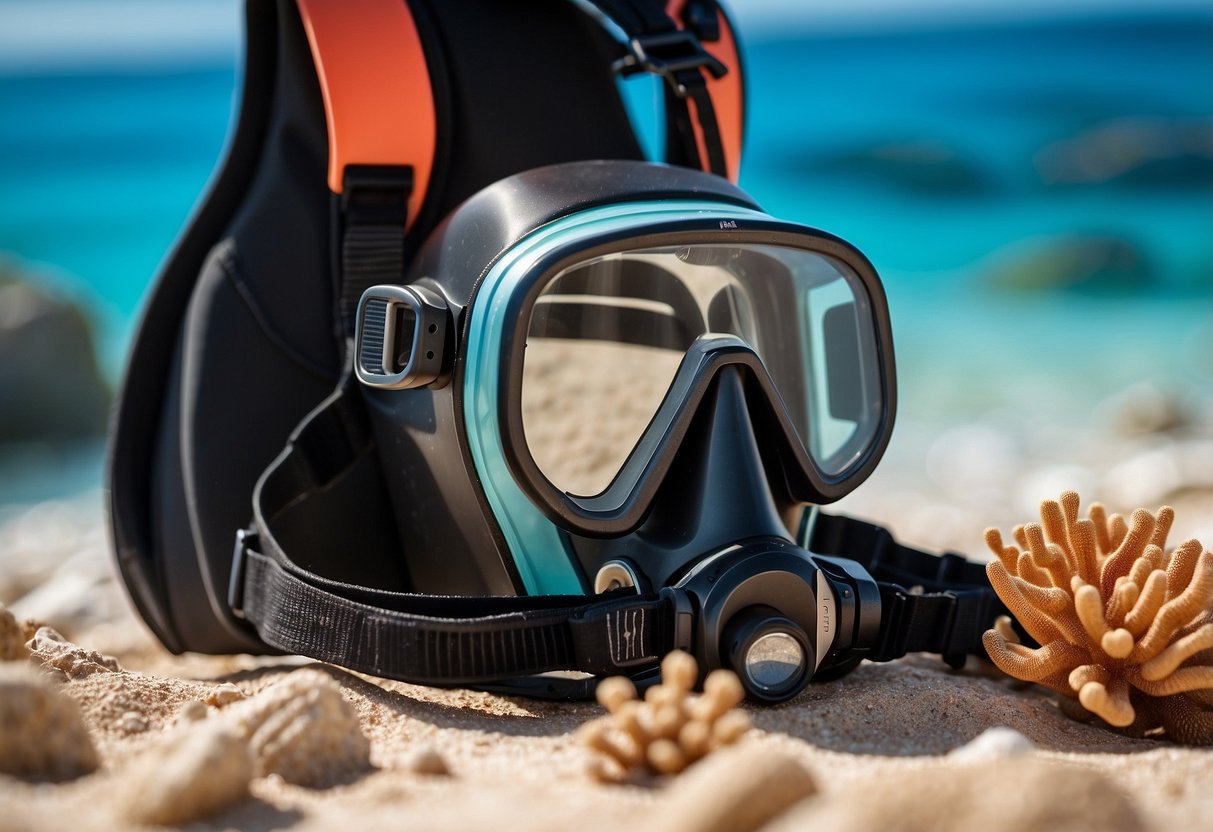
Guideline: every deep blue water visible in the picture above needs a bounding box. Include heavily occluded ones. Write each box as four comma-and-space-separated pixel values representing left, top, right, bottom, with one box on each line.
0, 13, 1211, 501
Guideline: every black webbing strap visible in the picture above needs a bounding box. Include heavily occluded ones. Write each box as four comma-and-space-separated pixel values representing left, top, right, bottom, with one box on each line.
591, 0, 731, 177
232, 385, 1008, 688
337, 165, 413, 337
806, 510, 1009, 667
231, 379, 674, 686
239, 547, 672, 684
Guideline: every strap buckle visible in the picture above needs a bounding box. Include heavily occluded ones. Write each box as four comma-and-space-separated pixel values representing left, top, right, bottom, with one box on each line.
227, 528, 257, 620
341, 164, 414, 226
613, 31, 728, 96
940, 588, 990, 669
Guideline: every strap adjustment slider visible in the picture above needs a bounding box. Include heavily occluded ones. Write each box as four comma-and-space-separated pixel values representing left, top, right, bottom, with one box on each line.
613, 31, 727, 96
341, 164, 414, 226
228, 528, 257, 620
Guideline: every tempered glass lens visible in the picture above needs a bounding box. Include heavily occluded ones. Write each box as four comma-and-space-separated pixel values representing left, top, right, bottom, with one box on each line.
521, 244, 884, 497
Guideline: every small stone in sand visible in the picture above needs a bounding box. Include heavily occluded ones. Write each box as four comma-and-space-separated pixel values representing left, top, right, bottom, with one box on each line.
118, 723, 253, 827
0, 662, 98, 781
407, 747, 451, 776
206, 682, 246, 707
26, 626, 120, 679
0, 605, 28, 661
177, 700, 209, 723
116, 710, 147, 734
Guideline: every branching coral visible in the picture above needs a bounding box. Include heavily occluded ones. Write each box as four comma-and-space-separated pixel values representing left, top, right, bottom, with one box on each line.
577, 651, 751, 779
982, 491, 1213, 744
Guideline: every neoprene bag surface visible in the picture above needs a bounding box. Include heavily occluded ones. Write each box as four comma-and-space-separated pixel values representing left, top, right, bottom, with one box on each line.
108, 0, 652, 656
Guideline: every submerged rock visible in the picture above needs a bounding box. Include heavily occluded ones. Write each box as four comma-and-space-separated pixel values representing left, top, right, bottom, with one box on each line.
0, 262, 110, 443
794, 139, 994, 196
984, 234, 1154, 295
1036, 117, 1213, 191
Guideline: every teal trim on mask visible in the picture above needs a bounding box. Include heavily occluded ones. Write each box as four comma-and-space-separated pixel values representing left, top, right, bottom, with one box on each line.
462, 200, 773, 595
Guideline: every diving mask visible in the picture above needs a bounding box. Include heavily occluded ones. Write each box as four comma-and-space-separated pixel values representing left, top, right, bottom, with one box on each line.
230, 161, 1004, 702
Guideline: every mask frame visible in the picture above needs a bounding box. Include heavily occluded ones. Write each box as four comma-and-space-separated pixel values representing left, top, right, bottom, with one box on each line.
492, 219, 898, 537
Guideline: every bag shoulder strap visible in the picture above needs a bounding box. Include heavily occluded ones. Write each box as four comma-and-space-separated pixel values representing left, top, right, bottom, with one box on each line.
298, 0, 747, 336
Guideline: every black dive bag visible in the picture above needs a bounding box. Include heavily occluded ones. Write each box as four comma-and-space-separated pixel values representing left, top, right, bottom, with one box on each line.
109, 0, 727, 655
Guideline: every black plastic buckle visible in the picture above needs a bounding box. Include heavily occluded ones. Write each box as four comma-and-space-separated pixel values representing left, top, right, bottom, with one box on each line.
659, 586, 695, 655
613, 31, 728, 97
227, 528, 256, 620
940, 588, 989, 669
341, 164, 414, 226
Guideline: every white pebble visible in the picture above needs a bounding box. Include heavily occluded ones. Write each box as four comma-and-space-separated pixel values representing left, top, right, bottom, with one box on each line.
948, 727, 1034, 763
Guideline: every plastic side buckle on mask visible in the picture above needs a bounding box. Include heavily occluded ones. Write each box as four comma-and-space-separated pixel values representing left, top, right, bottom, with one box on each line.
228, 528, 255, 620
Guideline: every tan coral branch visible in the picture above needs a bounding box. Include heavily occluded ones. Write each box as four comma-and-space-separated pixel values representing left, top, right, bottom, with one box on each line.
1133, 551, 1213, 663
986, 561, 1065, 645
1089, 503, 1111, 553
1105, 580, 1140, 630
983, 493, 1213, 745
1025, 524, 1071, 588
1079, 677, 1135, 727
1140, 624, 1213, 682
1070, 518, 1100, 586
982, 631, 1087, 683
1124, 570, 1168, 638
1060, 490, 1081, 529
1074, 583, 1109, 645
1100, 509, 1156, 598
1151, 505, 1175, 551
1068, 664, 1110, 693
1108, 513, 1129, 551
1040, 499, 1076, 570
1132, 666, 1213, 697
1166, 540, 1204, 601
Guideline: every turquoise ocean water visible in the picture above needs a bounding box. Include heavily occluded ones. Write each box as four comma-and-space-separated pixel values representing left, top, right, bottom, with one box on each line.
0, 10, 1210, 502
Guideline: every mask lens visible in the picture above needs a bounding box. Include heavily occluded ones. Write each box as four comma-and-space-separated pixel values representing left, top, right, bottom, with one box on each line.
522, 258, 690, 496
520, 243, 884, 496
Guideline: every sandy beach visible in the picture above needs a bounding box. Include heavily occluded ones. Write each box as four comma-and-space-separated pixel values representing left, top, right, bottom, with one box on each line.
2, 376, 1211, 832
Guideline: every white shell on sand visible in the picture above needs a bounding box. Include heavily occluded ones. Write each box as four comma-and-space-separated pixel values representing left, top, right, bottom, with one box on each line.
947, 726, 1034, 762
116, 722, 253, 826
221, 669, 371, 787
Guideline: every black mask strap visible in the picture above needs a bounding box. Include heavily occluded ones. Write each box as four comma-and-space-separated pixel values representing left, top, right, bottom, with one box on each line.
803, 509, 1013, 669
230, 381, 1008, 697
230, 376, 676, 697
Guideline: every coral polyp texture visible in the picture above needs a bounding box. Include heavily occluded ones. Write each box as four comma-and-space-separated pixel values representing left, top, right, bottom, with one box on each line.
577, 650, 751, 780
982, 491, 1213, 744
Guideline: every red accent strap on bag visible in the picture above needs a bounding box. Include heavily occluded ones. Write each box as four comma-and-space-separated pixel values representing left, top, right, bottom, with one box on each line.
667, 0, 744, 182
296, 0, 437, 230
